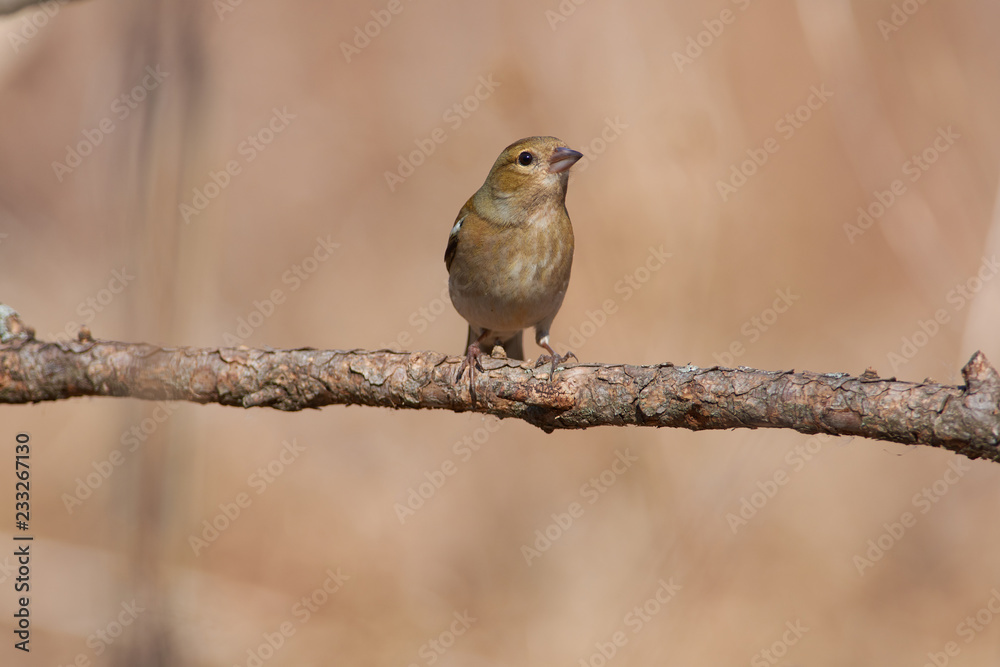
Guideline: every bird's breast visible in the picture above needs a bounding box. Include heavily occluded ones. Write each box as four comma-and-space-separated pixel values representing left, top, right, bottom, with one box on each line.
449, 204, 574, 333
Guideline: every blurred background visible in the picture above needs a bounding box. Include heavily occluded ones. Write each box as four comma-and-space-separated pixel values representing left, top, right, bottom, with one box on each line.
2, 0, 1000, 665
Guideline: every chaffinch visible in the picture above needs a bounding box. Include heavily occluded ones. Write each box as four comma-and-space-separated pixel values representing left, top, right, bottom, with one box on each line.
444, 136, 583, 395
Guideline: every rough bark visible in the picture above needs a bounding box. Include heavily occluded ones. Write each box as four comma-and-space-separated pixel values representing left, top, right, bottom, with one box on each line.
1, 307, 998, 462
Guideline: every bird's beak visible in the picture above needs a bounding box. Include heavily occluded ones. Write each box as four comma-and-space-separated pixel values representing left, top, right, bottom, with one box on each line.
548, 146, 583, 174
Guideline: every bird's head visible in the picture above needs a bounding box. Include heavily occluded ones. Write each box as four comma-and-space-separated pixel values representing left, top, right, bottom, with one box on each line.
474, 136, 583, 225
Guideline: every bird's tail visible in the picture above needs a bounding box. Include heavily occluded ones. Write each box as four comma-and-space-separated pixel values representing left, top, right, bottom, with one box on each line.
466, 327, 524, 361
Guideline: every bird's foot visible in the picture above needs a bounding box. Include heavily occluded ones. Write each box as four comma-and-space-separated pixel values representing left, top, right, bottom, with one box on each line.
534, 349, 577, 380
456, 342, 485, 403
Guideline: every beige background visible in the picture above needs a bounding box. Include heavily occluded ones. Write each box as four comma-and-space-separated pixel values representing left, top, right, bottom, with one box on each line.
2, 0, 1000, 665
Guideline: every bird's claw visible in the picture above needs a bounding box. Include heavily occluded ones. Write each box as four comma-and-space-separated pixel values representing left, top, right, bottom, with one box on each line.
534, 349, 576, 380
457, 343, 484, 404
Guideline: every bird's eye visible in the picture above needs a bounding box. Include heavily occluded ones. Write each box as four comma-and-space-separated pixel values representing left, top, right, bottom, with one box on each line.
517, 151, 533, 166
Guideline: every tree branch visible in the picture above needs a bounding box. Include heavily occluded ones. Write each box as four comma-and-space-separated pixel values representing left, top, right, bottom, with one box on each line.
1, 304, 998, 462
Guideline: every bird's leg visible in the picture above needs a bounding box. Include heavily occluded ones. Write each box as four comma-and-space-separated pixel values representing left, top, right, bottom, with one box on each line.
456, 340, 483, 379
456, 331, 489, 403
534, 336, 575, 380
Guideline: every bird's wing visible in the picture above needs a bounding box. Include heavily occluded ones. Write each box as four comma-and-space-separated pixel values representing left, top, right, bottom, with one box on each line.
444, 213, 464, 271
445, 197, 476, 272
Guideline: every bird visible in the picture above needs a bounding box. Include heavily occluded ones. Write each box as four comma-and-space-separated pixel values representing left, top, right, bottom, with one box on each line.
444, 136, 583, 398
